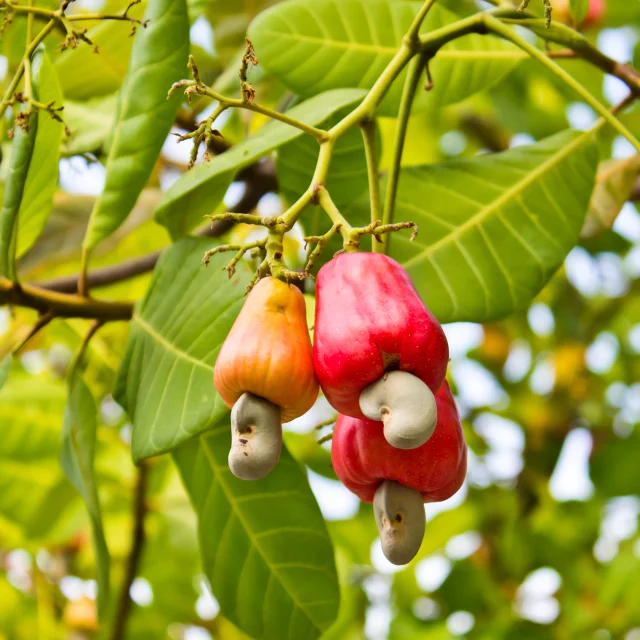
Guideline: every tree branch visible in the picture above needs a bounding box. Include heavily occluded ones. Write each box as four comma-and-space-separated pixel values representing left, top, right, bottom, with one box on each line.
37, 159, 277, 294
109, 461, 149, 640
485, 15, 640, 153
493, 9, 640, 96
0, 278, 133, 320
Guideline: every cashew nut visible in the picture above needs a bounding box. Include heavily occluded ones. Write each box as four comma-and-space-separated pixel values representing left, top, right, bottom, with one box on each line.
359, 370, 437, 449
374, 480, 425, 565
229, 392, 282, 480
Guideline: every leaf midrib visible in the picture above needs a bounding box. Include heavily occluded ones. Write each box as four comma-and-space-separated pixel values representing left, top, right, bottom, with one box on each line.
403, 129, 593, 269
201, 435, 328, 635
133, 313, 215, 373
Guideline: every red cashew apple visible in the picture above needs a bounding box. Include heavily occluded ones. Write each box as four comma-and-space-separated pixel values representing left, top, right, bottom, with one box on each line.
553, 0, 605, 27
331, 381, 467, 564
314, 252, 449, 449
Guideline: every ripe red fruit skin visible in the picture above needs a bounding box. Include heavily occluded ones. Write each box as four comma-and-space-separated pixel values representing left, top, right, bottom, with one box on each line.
584, 0, 605, 27
313, 252, 449, 418
554, 0, 605, 27
331, 382, 467, 503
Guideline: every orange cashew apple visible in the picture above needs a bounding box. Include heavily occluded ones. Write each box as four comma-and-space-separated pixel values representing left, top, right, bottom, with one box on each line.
214, 277, 318, 479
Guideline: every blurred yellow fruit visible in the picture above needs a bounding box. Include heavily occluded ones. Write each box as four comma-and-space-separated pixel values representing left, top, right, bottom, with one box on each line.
554, 344, 586, 389
480, 326, 510, 365
63, 597, 98, 634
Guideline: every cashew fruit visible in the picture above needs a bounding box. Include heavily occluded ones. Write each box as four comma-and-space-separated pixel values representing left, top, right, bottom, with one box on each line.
552, 0, 605, 27
331, 382, 466, 503
313, 253, 449, 432
332, 381, 466, 563
215, 277, 318, 479
215, 277, 319, 422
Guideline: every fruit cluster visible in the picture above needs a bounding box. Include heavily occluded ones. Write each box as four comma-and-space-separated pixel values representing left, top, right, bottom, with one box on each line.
214, 252, 467, 564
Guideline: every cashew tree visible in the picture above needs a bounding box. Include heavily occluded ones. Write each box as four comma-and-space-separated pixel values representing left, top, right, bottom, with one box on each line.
1, 0, 640, 637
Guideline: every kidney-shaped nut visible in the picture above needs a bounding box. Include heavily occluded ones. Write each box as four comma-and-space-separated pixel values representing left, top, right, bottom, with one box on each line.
374, 479, 426, 565
359, 370, 437, 449
229, 392, 282, 481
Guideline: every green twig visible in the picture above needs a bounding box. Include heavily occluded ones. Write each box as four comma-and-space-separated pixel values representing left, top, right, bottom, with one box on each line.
493, 10, 640, 95
201, 238, 267, 269
405, 0, 438, 43
0, 19, 55, 121
170, 55, 329, 143
11, 311, 54, 355
360, 119, 383, 252
517, 0, 552, 29
316, 189, 354, 249
303, 225, 341, 274
381, 53, 427, 254
205, 212, 275, 227
485, 16, 640, 153
313, 416, 338, 431
317, 432, 333, 445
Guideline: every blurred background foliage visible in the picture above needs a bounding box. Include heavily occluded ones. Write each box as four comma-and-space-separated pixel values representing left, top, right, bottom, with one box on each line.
2, 0, 640, 638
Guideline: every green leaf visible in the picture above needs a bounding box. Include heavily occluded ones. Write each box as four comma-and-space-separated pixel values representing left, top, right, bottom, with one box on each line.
347, 129, 598, 323
62, 95, 117, 157
0, 377, 78, 534
204, 0, 280, 62
580, 229, 632, 256
15, 50, 64, 259
591, 435, 640, 497
114, 237, 252, 462
82, 0, 190, 251
283, 432, 337, 481
173, 426, 340, 640
1, 48, 63, 278
569, 0, 590, 24
60, 370, 110, 618
0, 355, 11, 390
277, 108, 372, 210
54, 1, 148, 100
154, 88, 366, 239
0, 65, 39, 280
580, 155, 640, 240
248, 0, 522, 116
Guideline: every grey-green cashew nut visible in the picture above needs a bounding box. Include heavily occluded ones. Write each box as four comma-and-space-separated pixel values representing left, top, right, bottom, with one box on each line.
374, 480, 425, 565
359, 370, 437, 449
229, 392, 282, 480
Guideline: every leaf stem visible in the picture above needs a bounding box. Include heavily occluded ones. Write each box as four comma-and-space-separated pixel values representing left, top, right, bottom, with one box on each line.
484, 16, 640, 153
360, 119, 383, 251
381, 53, 426, 254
